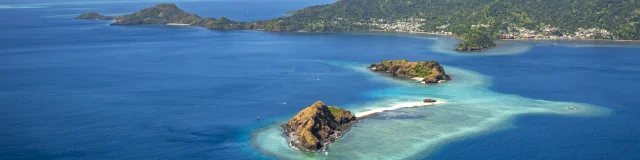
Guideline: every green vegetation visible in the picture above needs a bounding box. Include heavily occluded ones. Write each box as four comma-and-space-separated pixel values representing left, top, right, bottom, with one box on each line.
412, 65, 431, 77
79, 1, 640, 39
260, 0, 640, 40
113, 3, 202, 25
78, 1, 640, 50
456, 28, 498, 51
328, 106, 345, 118
370, 60, 451, 83
77, 3, 253, 30
76, 12, 114, 20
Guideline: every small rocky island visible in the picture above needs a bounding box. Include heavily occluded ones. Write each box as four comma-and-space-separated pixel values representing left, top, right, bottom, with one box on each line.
368, 60, 451, 83
282, 101, 356, 152
455, 32, 497, 52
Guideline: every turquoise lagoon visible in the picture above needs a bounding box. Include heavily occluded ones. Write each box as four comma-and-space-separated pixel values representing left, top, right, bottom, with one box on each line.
251, 63, 610, 159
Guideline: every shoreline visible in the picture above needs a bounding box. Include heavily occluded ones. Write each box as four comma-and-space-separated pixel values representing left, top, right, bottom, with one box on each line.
499, 38, 640, 42
82, 17, 640, 44
362, 30, 461, 40
365, 30, 640, 43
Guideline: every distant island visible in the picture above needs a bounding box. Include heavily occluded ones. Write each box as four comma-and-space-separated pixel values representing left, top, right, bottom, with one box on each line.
455, 28, 498, 51
368, 60, 451, 84
77, 1, 640, 51
76, 3, 260, 30
456, 35, 496, 52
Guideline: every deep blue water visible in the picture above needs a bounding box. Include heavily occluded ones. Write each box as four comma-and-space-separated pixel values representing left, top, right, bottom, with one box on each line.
431, 46, 640, 160
1, 1, 639, 159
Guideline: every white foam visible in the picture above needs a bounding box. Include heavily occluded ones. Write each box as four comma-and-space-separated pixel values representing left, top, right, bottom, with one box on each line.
355, 101, 447, 117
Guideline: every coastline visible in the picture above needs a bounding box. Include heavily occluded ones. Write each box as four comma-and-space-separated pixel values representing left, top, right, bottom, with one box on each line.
341, 30, 640, 54
366, 30, 640, 43
365, 30, 459, 39
76, 11, 639, 45
500, 37, 640, 42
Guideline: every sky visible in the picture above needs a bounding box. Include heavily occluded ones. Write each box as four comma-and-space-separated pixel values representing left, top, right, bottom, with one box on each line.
0, 0, 336, 9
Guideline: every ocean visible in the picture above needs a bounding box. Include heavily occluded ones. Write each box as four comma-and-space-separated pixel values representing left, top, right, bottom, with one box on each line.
1, 0, 639, 159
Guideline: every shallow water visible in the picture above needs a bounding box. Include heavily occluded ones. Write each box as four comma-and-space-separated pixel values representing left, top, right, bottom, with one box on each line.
251, 64, 609, 159
1, 1, 640, 160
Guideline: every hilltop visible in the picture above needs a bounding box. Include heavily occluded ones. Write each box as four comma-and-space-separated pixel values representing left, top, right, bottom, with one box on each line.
76, 3, 258, 30
282, 101, 356, 152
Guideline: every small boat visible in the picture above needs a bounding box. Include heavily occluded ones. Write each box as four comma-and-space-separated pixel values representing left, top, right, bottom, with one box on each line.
568, 107, 576, 110
283, 102, 287, 105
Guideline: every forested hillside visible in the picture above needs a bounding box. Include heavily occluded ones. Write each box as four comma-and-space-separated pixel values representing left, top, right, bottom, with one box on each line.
263, 0, 640, 40
78, 1, 640, 51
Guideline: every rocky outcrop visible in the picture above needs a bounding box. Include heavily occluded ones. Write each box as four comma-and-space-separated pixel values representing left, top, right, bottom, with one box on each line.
282, 101, 356, 152
368, 60, 451, 83
423, 98, 437, 103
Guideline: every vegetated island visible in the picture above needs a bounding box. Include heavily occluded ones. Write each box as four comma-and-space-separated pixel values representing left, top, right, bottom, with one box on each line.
77, 0, 640, 51
281, 60, 449, 152
282, 101, 356, 152
455, 29, 497, 51
76, 3, 262, 30
284, 99, 442, 152
368, 60, 451, 84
